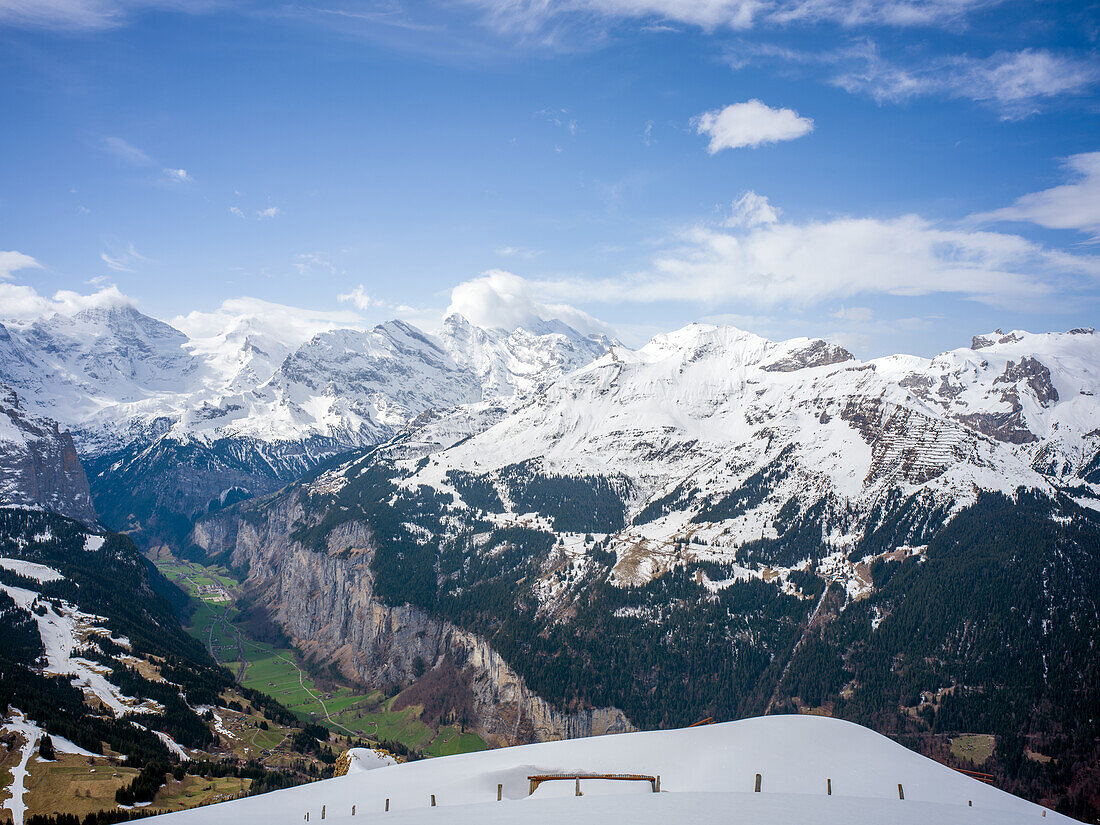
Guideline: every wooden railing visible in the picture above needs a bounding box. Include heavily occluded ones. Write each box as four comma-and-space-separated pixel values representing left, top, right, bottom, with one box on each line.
527, 773, 660, 795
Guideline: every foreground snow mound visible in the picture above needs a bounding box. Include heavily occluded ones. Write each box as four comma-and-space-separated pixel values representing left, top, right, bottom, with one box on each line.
149, 715, 1076, 824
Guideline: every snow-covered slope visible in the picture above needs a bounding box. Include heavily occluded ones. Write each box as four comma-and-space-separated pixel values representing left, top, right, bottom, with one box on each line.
380, 324, 1099, 591
437, 314, 613, 398
149, 715, 1077, 824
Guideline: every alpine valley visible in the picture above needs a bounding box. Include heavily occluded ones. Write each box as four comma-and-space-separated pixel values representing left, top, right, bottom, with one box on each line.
2, 303, 1100, 821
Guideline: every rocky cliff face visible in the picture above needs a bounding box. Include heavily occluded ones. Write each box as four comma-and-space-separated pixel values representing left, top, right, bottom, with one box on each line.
191, 490, 633, 746
0, 385, 96, 524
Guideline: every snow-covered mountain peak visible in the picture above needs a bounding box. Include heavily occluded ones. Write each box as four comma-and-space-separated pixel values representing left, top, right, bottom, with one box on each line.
630, 323, 853, 375
437, 312, 612, 398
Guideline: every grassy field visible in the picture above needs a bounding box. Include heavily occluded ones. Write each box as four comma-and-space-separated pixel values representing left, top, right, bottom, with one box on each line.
950, 734, 996, 766
156, 557, 487, 758
22, 753, 139, 819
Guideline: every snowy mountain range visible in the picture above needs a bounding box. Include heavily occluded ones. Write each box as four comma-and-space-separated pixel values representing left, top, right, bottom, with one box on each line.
0, 303, 611, 542
180, 318, 1100, 817
386, 323, 1100, 589
1, 297, 1097, 558
4, 305, 1100, 818
0, 305, 611, 455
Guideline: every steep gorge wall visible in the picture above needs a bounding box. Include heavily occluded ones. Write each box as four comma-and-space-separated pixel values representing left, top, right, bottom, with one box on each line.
191, 492, 633, 746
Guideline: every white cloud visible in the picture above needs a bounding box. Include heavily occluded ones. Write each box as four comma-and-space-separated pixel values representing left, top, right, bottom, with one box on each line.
468, 0, 998, 37
831, 306, 873, 322
102, 136, 154, 165
769, 0, 998, 27
472, 0, 759, 34
0, 250, 41, 280
100, 252, 132, 272
0, 282, 132, 322
172, 297, 363, 349
446, 269, 614, 336
99, 243, 150, 273
725, 190, 780, 228
163, 167, 193, 183
528, 202, 1100, 312
257, 206, 281, 219
229, 206, 245, 218
535, 108, 578, 134
101, 136, 197, 183
972, 152, 1100, 241
295, 253, 339, 276
692, 100, 813, 152
833, 47, 1097, 118
337, 285, 384, 310
495, 246, 542, 259
0, 0, 206, 31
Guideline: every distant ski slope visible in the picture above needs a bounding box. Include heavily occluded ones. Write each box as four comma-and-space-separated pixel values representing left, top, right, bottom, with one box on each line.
148, 715, 1077, 824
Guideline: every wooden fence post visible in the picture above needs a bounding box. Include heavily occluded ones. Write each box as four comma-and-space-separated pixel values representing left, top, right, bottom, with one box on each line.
431, 794, 436, 807
351, 804, 356, 815
498, 784, 503, 801
827, 778, 831, 796
655, 775, 660, 793
754, 773, 761, 793
575, 777, 582, 796
385, 798, 389, 812
321, 805, 326, 820
898, 784, 904, 800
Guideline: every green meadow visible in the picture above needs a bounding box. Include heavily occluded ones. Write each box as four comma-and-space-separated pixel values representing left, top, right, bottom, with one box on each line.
155, 557, 487, 758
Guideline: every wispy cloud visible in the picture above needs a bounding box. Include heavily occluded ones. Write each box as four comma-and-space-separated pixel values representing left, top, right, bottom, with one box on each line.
693, 100, 813, 152
535, 107, 578, 134
257, 206, 281, 219
99, 243, 151, 272
727, 40, 1098, 119
466, 0, 1007, 38
834, 47, 1099, 118
295, 252, 339, 275
511, 190, 1100, 313
495, 245, 542, 259
0, 250, 41, 280
972, 152, 1100, 240
162, 167, 193, 183
831, 305, 873, 322
100, 135, 196, 184
102, 136, 154, 165
0, 0, 212, 31
337, 284, 384, 310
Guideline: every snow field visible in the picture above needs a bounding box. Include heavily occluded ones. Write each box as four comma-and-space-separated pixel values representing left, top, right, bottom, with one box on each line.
147, 715, 1079, 824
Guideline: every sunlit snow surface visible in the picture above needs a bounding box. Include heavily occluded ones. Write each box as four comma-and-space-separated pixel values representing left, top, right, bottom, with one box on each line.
147, 715, 1077, 824
0, 557, 64, 583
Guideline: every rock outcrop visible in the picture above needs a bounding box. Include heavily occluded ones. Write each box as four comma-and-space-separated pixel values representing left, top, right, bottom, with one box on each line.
191, 491, 634, 747
0, 385, 96, 524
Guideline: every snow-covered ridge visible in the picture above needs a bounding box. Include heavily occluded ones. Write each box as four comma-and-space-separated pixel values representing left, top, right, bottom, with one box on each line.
147, 715, 1079, 824
0, 306, 614, 457
342, 324, 1100, 597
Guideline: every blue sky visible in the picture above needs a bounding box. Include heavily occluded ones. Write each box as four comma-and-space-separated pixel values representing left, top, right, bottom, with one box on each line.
1, 0, 1098, 356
